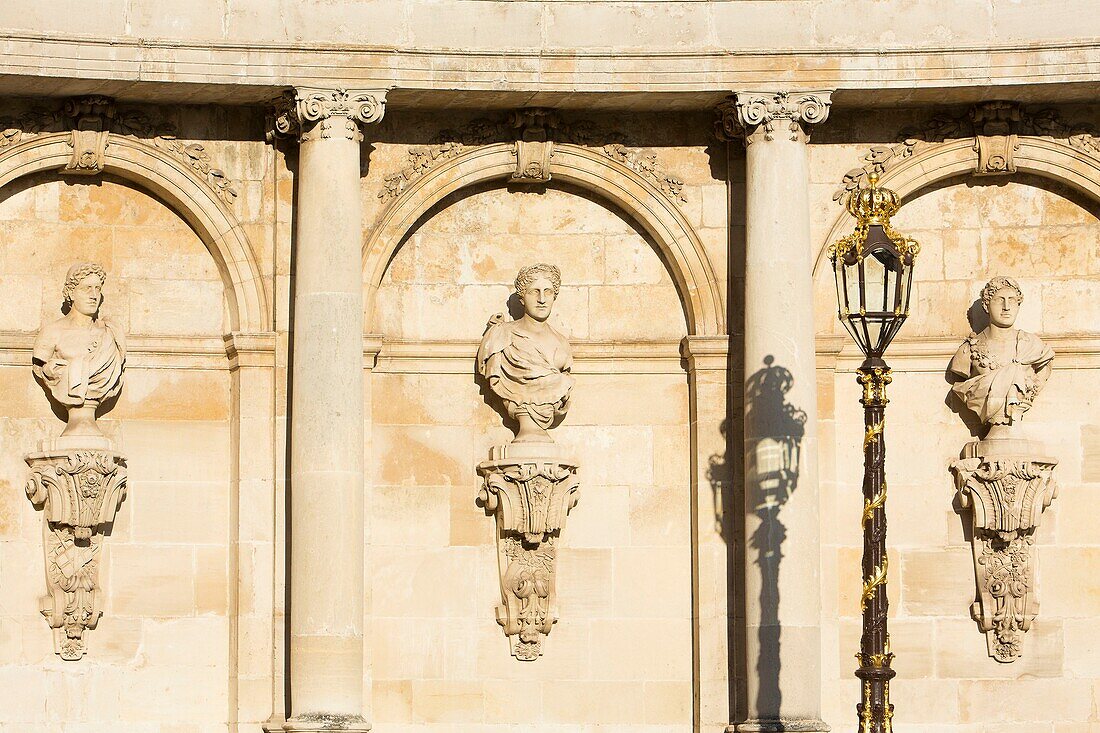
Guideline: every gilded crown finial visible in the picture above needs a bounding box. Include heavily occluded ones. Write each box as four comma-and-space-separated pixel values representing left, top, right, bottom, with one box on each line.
829, 171, 919, 264
847, 170, 901, 227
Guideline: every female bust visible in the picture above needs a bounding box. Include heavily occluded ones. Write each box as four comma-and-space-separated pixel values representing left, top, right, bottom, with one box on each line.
32, 262, 126, 439
477, 263, 574, 443
949, 276, 1053, 438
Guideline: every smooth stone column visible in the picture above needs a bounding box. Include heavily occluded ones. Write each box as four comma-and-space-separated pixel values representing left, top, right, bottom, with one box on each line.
275, 87, 386, 733
724, 90, 832, 733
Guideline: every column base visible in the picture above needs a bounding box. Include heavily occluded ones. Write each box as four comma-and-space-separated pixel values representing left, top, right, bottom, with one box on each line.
278, 714, 371, 732
730, 719, 830, 732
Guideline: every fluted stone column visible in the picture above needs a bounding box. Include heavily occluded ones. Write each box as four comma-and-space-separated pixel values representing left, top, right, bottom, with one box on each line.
720, 91, 832, 733
273, 87, 386, 733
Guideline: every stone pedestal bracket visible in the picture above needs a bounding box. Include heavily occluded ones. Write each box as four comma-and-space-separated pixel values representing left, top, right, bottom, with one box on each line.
477, 452, 579, 660
951, 451, 1058, 662
24, 449, 128, 660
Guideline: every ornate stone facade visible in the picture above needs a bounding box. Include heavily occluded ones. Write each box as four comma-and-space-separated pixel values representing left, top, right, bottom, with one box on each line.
0, 6, 1099, 731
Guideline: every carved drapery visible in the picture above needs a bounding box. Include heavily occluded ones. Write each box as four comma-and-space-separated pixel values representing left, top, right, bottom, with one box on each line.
951, 455, 1058, 662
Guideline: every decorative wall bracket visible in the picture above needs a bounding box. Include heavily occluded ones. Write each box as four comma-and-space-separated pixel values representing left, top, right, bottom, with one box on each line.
950, 448, 1057, 662
25, 449, 127, 660
477, 448, 579, 661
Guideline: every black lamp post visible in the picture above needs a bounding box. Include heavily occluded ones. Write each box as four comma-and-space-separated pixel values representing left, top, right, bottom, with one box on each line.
828, 171, 919, 733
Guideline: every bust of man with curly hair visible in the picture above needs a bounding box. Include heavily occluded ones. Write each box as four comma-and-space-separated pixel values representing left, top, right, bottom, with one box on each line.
32, 262, 126, 439
477, 263, 574, 443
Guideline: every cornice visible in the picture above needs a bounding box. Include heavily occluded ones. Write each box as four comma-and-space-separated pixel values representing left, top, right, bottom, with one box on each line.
2, 33, 1100, 107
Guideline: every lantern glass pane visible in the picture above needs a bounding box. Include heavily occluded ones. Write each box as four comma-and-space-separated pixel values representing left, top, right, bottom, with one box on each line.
845, 260, 861, 317
900, 255, 915, 315
862, 251, 887, 312
834, 258, 847, 316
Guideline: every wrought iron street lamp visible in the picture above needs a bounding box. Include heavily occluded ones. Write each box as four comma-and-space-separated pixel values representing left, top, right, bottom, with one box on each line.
828, 171, 919, 733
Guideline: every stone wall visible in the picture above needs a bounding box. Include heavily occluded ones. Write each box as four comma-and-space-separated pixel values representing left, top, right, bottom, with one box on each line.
0, 96, 1097, 733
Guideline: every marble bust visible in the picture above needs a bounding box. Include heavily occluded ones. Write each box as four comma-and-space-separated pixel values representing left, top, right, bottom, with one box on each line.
949, 276, 1054, 441
32, 262, 126, 440
477, 263, 574, 443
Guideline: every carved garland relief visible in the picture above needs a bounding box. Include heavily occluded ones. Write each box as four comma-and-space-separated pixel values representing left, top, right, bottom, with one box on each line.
832, 101, 1100, 206
0, 96, 239, 204
377, 109, 686, 205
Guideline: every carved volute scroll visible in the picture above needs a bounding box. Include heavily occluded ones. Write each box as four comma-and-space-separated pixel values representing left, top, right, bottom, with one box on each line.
25, 262, 128, 660
475, 264, 579, 660
714, 90, 832, 145
947, 276, 1057, 662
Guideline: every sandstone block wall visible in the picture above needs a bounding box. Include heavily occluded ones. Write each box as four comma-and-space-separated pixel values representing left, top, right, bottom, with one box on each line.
0, 99, 1097, 732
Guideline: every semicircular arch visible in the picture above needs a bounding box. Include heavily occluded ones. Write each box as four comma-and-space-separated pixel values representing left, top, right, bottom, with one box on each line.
365, 142, 724, 336
0, 132, 268, 332
814, 136, 1100, 278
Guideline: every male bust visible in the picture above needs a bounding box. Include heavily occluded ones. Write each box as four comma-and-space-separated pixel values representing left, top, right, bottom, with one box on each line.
949, 276, 1053, 441
477, 264, 574, 443
32, 262, 126, 439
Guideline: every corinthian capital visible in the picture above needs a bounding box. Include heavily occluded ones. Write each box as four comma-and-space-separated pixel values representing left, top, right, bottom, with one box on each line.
269, 87, 388, 143
716, 91, 832, 145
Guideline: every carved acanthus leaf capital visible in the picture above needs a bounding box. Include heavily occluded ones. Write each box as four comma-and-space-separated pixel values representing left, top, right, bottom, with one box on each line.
269, 87, 388, 143
717, 91, 833, 144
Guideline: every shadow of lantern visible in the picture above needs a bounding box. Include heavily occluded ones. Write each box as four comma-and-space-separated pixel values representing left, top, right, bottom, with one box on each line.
744, 354, 807, 718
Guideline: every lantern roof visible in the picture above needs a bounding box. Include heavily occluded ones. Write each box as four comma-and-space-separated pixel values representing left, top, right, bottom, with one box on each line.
828, 171, 920, 266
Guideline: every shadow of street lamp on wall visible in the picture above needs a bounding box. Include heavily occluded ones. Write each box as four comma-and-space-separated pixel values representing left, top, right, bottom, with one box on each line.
828, 171, 919, 733
744, 354, 807, 719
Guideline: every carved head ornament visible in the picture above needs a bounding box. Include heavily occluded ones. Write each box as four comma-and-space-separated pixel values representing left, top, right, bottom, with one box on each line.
62, 262, 107, 306
514, 263, 561, 297
980, 276, 1024, 311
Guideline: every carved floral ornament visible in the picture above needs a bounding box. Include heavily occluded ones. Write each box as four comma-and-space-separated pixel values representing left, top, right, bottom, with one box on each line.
0, 96, 239, 204
377, 108, 686, 205
833, 101, 1100, 205
268, 87, 388, 144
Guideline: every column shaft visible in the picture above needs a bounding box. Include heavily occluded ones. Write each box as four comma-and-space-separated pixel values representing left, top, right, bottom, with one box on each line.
729, 90, 831, 733
277, 87, 386, 733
